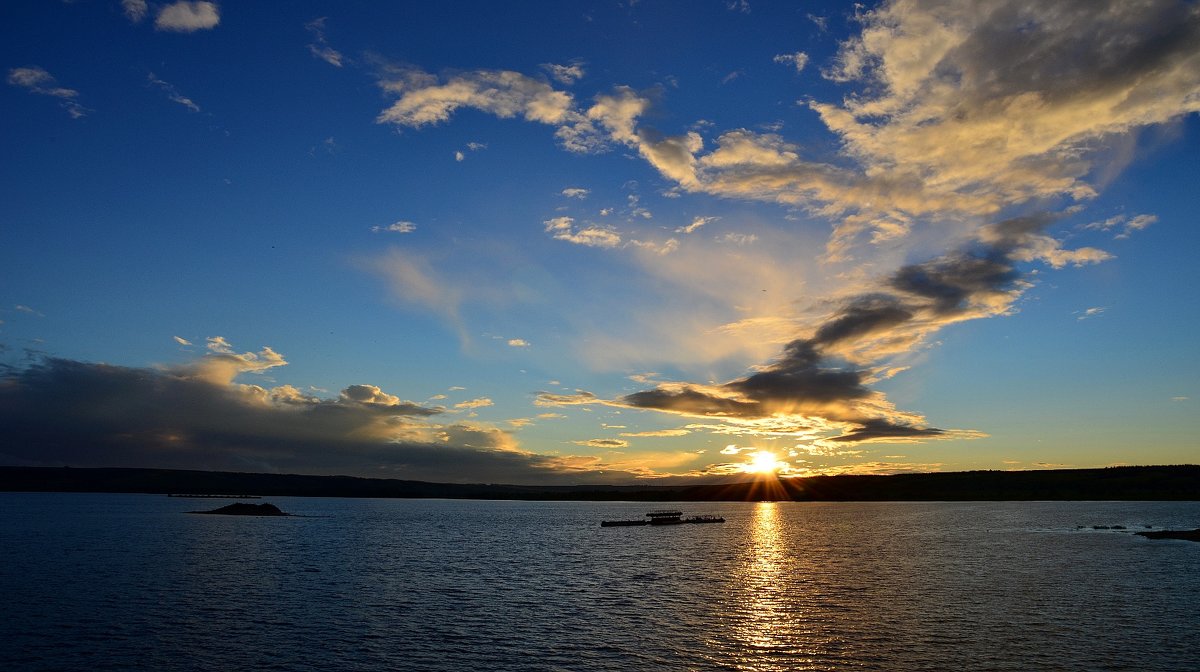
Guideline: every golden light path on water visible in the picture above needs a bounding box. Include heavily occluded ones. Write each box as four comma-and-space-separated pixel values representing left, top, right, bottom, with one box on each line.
711, 501, 823, 671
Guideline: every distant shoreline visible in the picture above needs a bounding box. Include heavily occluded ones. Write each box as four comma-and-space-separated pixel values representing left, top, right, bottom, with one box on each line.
1, 465, 1197, 502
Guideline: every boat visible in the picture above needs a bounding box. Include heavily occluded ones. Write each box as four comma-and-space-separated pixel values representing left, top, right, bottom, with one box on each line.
647, 510, 684, 525
600, 510, 725, 527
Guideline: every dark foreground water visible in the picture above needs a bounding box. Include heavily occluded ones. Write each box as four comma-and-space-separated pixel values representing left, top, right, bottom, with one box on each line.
1, 495, 1198, 671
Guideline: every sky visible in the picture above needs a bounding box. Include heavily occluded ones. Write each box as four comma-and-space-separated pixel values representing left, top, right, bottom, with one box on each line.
2, 0, 1198, 484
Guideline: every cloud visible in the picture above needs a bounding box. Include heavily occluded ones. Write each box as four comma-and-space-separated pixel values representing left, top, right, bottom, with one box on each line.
155, 1, 220, 32
14, 305, 44, 317
573, 438, 629, 448
675, 216, 716, 234
1084, 213, 1158, 240
376, 67, 575, 130
305, 17, 345, 67
147, 73, 200, 112
543, 216, 1096, 446
0, 350, 677, 484
1077, 307, 1106, 321
619, 429, 691, 438
773, 52, 809, 73
379, 2, 1200, 259
454, 397, 493, 409
561, 187, 590, 199
122, 0, 148, 23
361, 248, 466, 338
534, 390, 597, 406
7, 66, 87, 118
371, 221, 416, 234
542, 62, 585, 85
543, 216, 621, 248
370, 2, 1199, 458
454, 151, 465, 161
507, 339, 530, 348
173, 336, 192, 346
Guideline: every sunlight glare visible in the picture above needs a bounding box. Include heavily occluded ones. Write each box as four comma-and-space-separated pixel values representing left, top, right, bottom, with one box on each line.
745, 450, 781, 474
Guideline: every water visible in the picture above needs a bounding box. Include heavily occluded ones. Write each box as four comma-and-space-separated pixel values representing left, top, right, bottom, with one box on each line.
1, 494, 1198, 671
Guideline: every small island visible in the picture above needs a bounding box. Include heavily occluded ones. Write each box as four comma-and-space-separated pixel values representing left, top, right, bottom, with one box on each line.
1134, 528, 1200, 542
189, 502, 289, 516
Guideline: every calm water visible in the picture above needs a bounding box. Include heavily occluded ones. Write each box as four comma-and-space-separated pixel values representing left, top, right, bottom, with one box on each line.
1, 494, 1198, 671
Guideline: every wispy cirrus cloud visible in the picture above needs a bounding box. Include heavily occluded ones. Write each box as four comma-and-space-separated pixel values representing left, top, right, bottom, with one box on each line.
147, 72, 200, 112
773, 51, 809, 72
372, 221, 416, 234
7, 66, 88, 118
305, 17, 345, 67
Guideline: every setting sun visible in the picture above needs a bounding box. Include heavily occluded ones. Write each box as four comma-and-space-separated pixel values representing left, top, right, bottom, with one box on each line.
745, 450, 781, 475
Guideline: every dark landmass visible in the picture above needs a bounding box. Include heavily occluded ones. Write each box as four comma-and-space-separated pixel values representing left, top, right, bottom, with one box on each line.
189, 502, 288, 516
1135, 528, 1200, 542
1, 464, 1197, 501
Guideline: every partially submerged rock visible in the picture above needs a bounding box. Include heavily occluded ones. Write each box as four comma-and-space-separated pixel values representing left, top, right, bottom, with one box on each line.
190, 502, 289, 516
1135, 528, 1200, 542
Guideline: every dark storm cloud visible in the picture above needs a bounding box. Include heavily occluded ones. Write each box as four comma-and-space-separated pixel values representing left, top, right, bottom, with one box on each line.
609, 215, 1090, 442
0, 357, 647, 484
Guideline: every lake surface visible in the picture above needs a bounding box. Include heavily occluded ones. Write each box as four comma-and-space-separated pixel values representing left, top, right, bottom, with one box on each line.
1, 494, 1198, 671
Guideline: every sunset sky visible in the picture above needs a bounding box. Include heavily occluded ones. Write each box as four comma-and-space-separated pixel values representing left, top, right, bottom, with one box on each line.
2, 0, 1198, 484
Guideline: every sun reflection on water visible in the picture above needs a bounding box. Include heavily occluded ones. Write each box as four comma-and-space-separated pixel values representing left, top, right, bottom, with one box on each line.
728, 501, 795, 668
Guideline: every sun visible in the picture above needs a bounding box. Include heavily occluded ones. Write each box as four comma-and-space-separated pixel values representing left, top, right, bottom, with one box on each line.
745, 450, 781, 475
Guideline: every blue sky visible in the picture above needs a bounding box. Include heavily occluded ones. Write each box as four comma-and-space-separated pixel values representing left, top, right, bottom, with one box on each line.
2, 0, 1198, 483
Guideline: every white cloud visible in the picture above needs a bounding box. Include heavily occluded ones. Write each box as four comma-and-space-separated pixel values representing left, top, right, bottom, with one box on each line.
147, 73, 200, 112
193, 336, 288, 385
454, 151, 465, 161
1076, 307, 1106, 321
675, 216, 716, 234
507, 339, 530, 348
305, 17, 345, 67
6, 66, 87, 118
173, 336, 193, 346
542, 62, 585, 85
377, 68, 576, 130
155, 1, 220, 32
561, 187, 590, 199
372, 221, 417, 234
455, 397, 494, 409
543, 216, 621, 248
773, 52, 809, 73
122, 0, 148, 23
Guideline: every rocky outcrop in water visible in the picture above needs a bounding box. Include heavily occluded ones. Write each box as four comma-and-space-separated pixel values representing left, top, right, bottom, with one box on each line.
189, 502, 288, 516
1134, 528, 1200, 542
